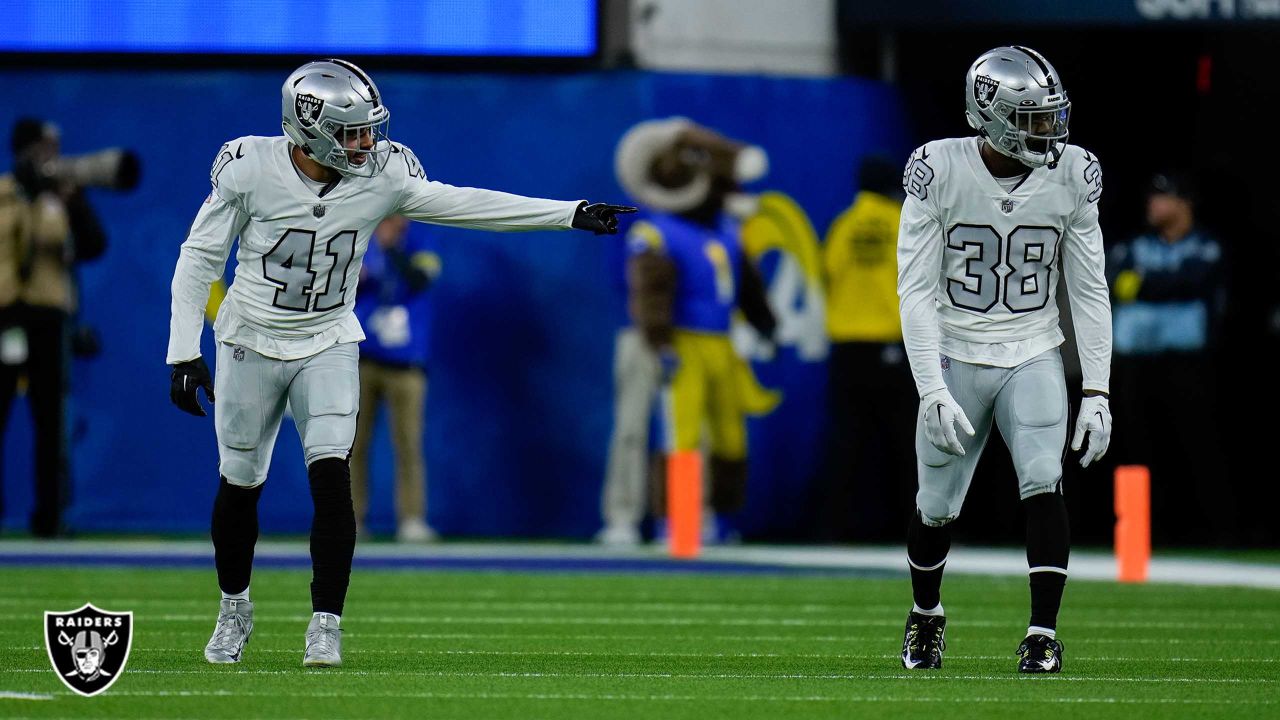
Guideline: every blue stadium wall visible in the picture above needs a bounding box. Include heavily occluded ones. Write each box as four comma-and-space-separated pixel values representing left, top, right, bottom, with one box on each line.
0, 69, 909, 538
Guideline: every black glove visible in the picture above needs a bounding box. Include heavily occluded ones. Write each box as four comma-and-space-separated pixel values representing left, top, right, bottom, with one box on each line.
170, 357, 215, 417
572, 202, 637, 235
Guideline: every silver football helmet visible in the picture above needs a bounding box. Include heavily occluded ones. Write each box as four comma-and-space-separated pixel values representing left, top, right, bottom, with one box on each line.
964, 46, 1070, 169
282, 59, 391, 178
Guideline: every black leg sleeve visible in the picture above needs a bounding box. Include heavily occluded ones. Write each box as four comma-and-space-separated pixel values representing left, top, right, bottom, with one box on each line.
1025, 491, 1070, 630
211, 477, 264, 595
309, 457, 357, 616
907, 511, 951, 611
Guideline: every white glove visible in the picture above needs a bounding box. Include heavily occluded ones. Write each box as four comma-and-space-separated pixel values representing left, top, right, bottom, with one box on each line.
1071, 395, 1112, 468
920, 389, 976, 457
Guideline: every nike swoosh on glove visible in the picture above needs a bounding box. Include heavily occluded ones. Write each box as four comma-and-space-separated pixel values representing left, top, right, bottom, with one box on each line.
171, 356, 215, 417
572, 202, 638, 235
1071, 395, 1111, 468
920, 388, 976, 457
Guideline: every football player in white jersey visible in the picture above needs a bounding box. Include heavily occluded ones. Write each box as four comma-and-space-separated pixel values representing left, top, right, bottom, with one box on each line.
166, 59, 634, 668
895, 46, 1112, 674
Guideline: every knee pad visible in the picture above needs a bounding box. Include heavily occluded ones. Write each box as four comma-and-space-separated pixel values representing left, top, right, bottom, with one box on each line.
220, 451, 267, 489
915, 492, 959, 527
1019, 456, 1063, 498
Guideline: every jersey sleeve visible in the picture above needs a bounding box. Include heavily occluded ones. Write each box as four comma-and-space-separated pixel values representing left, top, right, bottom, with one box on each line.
392, 144, 581, 231
167, 144, 250, 364
1062, 150, 1112, 394
897, 146, 947, 397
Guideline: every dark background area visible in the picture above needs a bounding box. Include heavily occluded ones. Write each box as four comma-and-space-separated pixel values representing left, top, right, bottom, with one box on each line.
842, 21, 1280, 547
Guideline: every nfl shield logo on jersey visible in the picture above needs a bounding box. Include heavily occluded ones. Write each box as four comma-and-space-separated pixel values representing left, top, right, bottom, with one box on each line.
313, 204, 326, 218
1001, 198, 1016, 214
44, 604, 133, 697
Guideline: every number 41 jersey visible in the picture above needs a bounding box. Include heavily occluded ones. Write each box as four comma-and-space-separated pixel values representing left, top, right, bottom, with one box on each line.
168, 135, 580, 363
896, 137, 1112, 397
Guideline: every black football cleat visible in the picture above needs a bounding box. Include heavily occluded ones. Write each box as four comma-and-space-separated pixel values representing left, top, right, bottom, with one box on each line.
1017, 634, 1063, 673
901, 611, 946, 669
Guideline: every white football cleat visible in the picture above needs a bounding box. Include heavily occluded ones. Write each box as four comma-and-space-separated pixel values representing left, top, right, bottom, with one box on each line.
396, 518, 438, 544
204, 598, 253, 664
303, 613, 342, 667
594, 523, 642, 547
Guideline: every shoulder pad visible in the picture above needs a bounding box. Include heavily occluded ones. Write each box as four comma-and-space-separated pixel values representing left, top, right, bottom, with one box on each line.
390, 143, 426, 181
1065, 145, 1102, 204
902, 143, 940, 201
209, 136, 262, 193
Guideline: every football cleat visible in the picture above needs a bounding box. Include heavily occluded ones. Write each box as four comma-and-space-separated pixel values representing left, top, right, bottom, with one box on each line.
396, 518, 439, 544
204, 598, 253, 664
303, 613, 343, 667
1017, 634, 1063, 673
901, 611, 946, 669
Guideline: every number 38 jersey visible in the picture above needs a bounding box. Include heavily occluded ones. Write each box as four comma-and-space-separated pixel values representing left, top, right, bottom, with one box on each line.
896, 137, 1112, 397
168, 135, 581, 363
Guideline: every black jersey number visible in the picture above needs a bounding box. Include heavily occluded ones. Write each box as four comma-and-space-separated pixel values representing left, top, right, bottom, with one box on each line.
944, 224, 1060, 314
262, 229, 357, 312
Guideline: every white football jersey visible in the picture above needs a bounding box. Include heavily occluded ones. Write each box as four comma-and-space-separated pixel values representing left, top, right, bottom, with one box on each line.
168, 135, 581, 363
896, 137, 1112, 396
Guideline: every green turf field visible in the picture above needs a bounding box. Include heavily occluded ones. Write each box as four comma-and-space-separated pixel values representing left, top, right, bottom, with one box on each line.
0, 566, 1275, 719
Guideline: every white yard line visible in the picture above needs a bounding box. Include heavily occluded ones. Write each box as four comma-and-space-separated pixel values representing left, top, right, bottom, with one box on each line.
1, 689, 1272, 706
0, 668, 1271, 683
0, 612, 1265, 630
88, 689, 1273, 705
4, 645, 1273, 663
0, 692, 53, 701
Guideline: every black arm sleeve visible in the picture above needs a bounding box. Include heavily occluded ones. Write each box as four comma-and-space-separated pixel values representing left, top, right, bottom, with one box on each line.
736, 256, 776, 341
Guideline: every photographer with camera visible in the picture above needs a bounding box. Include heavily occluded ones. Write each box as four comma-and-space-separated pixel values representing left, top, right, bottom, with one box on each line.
0, 117, 138, 536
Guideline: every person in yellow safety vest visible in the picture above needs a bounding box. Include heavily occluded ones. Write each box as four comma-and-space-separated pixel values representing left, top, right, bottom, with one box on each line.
818, 155, 916, 542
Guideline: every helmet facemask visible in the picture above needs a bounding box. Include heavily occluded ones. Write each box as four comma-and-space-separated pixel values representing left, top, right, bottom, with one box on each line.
319, 114, 392, 179
996, 97, 1070, 168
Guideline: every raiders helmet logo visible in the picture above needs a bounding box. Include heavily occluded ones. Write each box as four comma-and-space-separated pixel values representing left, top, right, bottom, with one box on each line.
296, 93, 325, 127
974, 75, 1000, 109
44, 604, 133, 697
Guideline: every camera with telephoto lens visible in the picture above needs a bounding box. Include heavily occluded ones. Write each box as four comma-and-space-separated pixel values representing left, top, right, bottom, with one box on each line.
37, 148, 141, 191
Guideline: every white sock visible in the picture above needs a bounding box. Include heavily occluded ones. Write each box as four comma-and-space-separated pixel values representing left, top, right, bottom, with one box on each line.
912, 603, 945, 617
1027, 625, 1056, 639
221, 587, 249, 602
314, 611, 340, 628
